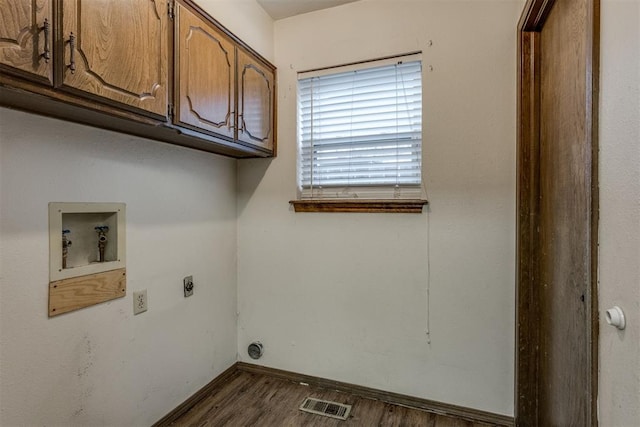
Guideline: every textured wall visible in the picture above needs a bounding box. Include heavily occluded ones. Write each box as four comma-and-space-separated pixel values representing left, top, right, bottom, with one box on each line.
0, 1, 274, 423
598, 0, 640, 425
0, 109, 238, 426
237, 0, 522, 416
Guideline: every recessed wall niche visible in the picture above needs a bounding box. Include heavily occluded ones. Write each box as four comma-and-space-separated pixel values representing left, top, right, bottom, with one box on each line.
48, 203, 126, 316
62, 212, 119, 267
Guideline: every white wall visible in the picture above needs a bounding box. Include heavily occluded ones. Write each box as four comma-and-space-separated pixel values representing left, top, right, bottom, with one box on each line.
237, 0, 522, 415
598, 1, 640, 425
0, 110, 237, 426
196, 0, 274, 61
0, 2, 273, 425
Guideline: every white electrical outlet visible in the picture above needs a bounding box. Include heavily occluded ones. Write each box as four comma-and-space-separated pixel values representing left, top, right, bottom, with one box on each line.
133, 289, 147, 315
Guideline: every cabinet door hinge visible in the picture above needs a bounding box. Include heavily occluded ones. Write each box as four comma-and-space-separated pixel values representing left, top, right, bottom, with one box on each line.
168, 0, 175, 20
168, 103, 175, 120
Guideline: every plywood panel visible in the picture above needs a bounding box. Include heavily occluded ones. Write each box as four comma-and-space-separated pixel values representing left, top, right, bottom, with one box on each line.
49, 268, 126, 316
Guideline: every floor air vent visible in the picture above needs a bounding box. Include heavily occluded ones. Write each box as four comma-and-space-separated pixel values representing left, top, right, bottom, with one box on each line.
299, 397, 351, 420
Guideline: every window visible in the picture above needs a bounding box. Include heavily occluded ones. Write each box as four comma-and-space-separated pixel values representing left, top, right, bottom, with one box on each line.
297, 53, 423, 203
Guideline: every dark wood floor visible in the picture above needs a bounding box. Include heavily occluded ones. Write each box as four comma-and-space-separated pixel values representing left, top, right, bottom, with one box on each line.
169, 370, 500, 426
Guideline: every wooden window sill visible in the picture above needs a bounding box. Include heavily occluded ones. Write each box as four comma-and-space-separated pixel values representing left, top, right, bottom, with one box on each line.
289, 199, 428, 213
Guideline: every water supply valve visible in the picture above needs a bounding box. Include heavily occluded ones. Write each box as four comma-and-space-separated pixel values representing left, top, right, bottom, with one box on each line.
94, 225, 109, 262
62, 229, 72, 269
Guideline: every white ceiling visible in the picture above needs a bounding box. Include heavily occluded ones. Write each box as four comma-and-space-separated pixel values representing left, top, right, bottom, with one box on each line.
257, 0, 361, 20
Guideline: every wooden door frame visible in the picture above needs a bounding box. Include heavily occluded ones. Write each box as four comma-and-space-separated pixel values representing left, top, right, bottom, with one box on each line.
516, 0, 600, 425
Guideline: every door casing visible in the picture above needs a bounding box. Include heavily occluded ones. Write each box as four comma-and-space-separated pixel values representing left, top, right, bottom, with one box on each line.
516, 0, 600, 425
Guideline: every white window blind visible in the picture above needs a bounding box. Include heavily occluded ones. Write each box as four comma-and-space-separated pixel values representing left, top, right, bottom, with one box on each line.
298, 54, 422, 199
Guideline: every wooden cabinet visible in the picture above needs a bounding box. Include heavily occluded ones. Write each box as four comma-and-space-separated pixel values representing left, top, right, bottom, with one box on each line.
237, 48, 275, 151
175, 1, 275, 153
0, 0, 275, 158
59, 0, 169, 117
175, 3, 236, 139
0, 0, 53, 84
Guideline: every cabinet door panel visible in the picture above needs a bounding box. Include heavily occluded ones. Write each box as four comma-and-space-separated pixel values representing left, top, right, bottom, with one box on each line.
237, 48, 274, 151
60, 0, 168, 116
175, 3, 235, 140
0, 0, 52, 83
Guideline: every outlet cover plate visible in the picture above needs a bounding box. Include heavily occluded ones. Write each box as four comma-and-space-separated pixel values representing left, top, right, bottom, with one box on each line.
184, 276, 194, 297
133, 289, 147, 315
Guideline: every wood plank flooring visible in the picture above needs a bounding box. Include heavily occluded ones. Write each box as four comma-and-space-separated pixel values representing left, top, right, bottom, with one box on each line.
169, 370, 501, 426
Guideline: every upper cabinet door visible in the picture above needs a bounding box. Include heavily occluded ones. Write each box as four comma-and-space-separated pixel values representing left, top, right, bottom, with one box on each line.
59, 0, 168, 117
0, 0, 53, 84
174, 2, 235, 140
236, 48, 275, 152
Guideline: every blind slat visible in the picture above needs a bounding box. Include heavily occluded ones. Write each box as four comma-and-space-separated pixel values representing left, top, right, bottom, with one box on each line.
298, 57, 422, 194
